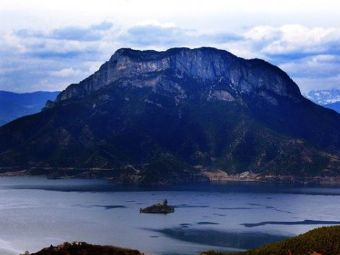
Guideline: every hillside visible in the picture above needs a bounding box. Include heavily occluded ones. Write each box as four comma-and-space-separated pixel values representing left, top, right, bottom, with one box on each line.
204, 225, 340, 255
1, 48, 340, 184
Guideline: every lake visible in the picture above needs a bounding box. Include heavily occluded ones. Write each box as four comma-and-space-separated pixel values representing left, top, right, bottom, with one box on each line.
1, 177, 340, 255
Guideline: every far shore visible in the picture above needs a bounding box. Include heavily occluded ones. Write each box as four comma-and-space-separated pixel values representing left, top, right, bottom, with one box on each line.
203, 169, 340, 186
1, 168, 340, 186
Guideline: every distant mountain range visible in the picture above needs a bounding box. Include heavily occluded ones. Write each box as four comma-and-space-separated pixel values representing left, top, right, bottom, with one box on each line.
324, 102, 340, 113
0, 91, 59, 126
306, 88, 340, 113
2, 47, 340, 184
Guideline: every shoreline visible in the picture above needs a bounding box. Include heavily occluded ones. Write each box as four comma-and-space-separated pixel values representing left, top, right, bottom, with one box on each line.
202, 170, 340, 186
2, 168, 340, 186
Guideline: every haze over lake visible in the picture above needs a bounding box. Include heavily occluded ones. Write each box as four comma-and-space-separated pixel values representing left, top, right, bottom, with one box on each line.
0, 177, 340, 255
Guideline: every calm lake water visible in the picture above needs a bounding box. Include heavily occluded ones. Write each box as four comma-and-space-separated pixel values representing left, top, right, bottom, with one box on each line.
1, 177, 340, 255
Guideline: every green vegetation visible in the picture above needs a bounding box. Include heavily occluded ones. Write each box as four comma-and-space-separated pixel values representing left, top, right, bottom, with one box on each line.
203, 226, 340, 255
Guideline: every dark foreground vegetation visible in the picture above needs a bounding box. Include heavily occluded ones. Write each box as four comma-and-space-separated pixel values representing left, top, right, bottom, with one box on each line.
21, 225, 340, 255
25, 242, 143, 255
203, 226, 340, 255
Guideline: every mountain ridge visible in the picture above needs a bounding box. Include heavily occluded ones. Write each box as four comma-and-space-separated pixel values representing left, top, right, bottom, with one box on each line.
50, 47, 301, 106
0, 90, 59, 126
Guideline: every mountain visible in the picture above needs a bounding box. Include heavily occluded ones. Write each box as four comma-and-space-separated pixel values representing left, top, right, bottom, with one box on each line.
204, 225, 340, 255
1, 47, 340, 184
0, 91, 59, 126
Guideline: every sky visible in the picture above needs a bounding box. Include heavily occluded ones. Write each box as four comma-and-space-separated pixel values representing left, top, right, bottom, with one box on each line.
1, 0, 340, 93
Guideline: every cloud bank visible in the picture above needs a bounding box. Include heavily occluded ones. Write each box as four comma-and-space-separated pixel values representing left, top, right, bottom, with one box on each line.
1, 21, 340, 93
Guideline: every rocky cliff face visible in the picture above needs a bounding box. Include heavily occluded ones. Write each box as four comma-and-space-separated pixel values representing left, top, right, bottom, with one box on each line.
1, 47, 340, 184
54, 48, 300, 104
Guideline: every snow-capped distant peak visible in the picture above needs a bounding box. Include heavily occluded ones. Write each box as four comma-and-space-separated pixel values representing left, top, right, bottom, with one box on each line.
306, 88, 340, 105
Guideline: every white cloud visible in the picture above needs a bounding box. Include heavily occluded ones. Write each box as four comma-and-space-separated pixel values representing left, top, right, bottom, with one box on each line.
1, 17, 340, 93
295, 75, 340, 92
246, 25, 340, 56
245, 26, 280, 42
50, 68, 81, 78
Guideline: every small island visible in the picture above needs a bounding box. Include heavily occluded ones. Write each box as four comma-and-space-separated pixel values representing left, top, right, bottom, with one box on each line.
140, 199, 175, 214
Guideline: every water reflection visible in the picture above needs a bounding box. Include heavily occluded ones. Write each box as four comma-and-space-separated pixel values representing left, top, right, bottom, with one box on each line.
150, 227, 289, 249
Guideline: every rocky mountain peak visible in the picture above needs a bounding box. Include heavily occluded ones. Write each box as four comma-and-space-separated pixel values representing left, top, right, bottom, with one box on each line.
55, 47, 301, 105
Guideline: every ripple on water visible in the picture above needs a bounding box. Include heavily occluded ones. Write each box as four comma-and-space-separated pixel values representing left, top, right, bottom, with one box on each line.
242, 219, 340, 227
197, 222, 219, 225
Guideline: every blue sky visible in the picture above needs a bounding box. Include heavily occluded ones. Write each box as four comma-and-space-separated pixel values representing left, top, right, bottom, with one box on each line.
1, 0, 340, 93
